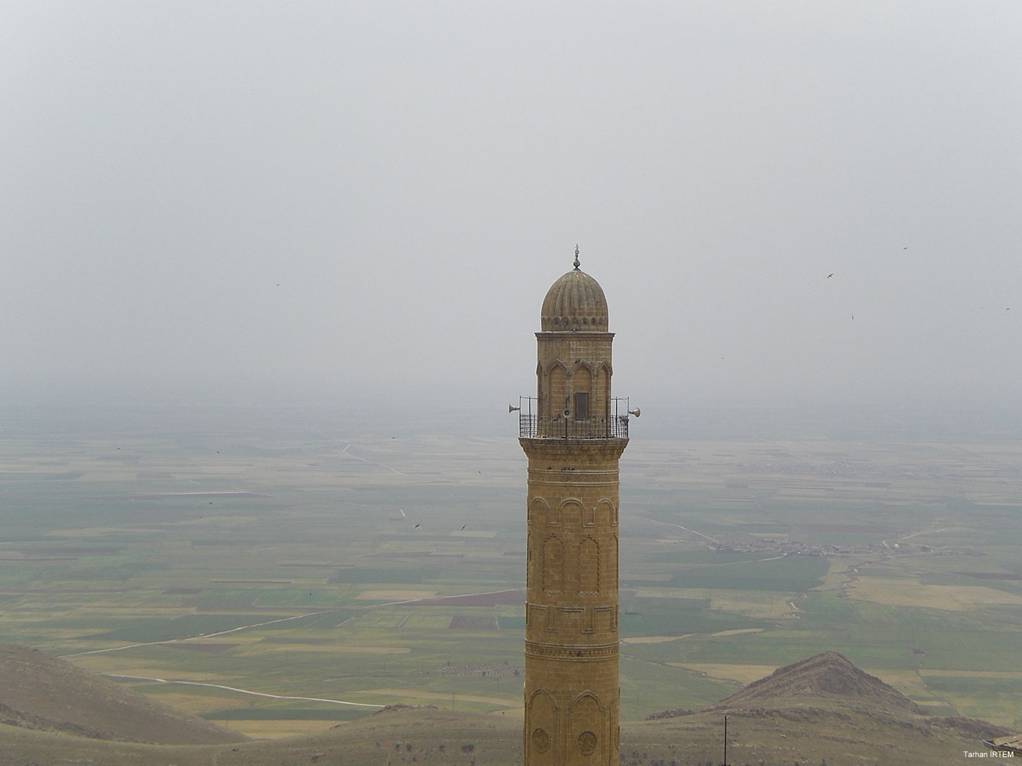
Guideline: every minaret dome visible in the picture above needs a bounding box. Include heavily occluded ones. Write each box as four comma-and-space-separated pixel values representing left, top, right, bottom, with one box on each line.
540, 269, 609, 332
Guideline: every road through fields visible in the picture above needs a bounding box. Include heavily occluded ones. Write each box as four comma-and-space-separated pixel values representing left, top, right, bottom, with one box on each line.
105, 674, 387, 708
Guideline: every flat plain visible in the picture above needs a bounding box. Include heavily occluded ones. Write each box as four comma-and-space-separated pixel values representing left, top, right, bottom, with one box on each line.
1, 422, 1020, 739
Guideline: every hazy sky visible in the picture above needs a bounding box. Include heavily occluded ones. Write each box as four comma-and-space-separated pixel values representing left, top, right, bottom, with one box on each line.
3, 2, 1020, 434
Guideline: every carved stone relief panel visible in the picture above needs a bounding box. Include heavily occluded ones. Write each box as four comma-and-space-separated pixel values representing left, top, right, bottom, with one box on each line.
568, 693, 606, 765
527, 689, 558, 765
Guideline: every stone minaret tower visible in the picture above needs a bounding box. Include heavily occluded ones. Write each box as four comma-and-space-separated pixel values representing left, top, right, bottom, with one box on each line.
518, 248, 630, 766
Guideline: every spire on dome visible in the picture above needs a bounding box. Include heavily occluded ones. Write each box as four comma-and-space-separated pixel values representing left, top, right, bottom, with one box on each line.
573, 243, 581, 270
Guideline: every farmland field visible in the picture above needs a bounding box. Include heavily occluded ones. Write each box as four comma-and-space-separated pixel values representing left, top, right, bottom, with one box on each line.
1, 412, 1021, 736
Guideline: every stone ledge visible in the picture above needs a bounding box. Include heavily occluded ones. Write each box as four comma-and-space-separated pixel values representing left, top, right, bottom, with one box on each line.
525, 641, 619, 661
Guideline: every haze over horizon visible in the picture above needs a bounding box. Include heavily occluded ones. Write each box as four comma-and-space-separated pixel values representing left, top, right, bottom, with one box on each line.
3, 1, 1020, 438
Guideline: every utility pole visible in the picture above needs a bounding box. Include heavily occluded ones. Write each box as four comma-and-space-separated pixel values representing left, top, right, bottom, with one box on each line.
723, 714, 728, 766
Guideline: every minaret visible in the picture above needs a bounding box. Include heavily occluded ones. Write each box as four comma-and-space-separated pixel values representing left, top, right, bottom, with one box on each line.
518, 247, 631, 766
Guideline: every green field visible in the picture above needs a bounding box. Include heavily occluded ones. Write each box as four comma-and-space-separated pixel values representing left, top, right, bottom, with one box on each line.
1, 427, 1021, 737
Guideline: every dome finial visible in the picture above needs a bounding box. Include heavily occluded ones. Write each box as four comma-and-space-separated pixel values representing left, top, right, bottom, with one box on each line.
573, 243, 581, 270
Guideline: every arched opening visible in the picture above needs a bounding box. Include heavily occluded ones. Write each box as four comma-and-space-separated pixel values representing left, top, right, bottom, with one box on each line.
527, 532, 534, 584
530, 497, 551, 526
560, 499, 583, 528
579, 537, 600, 595
543, 536, 564, 595
548, 365, 567, 420
527, 689, 558, 765
598, 365, 611, 424
572, 365, 592, 422
595, 499, 614, 527
569, 693, 607, 762
610, 535, 619, 586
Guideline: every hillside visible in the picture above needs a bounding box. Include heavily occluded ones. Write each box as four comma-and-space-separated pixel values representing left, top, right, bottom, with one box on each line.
713, 650, 924, 714
633, 652, 1011, 766
0, 644, 243, 745
0, 648, 1014, 765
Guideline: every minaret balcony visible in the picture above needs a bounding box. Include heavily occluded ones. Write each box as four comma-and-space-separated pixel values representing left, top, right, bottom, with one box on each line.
518, 414, 629, 440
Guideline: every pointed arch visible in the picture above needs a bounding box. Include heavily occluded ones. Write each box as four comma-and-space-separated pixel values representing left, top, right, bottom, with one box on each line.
529, 496, 551, 526
527, 688, 559, 764
569, 692, 607, 762
559, 498, 583, 528
610, 535, 619, 587
542, 535, 564, 595
527, 532, 534, 586
597, 363, 612, 423
530, 688, 559, 709
579, 536, 600, 595
547, 360, 569, 420
571, 360, 595, 382
571, 690, 607, 710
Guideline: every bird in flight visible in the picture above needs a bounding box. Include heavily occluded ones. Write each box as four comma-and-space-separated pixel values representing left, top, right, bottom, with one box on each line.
399, 508, 406, 518
460, 524, 467, 530
414, 523, 422, 529
826, 273, 835, 279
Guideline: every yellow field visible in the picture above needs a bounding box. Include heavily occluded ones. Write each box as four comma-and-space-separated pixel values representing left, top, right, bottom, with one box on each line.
849, 577, 1022, 610
632, 587, 795, 619
234, 644, 411, 656
360, 688, 518, 707
355, 590, 437, 601
218, 718, 341, 739
623, 628, 764, 647
73, 659, 228, 683
863, 669, 935, 700
715, 592, 795, 618
630, 587, 700, 598
135, 691, 245, 715
818, 559, 855, 591
621, 635, 691, 645
672, 663, 779, 684
919, 669, 1022, 679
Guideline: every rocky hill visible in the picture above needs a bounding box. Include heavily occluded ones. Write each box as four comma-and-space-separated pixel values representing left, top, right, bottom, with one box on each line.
713, 650, 924, 714
633, 652, 1011, 766
0, 644, 243, 745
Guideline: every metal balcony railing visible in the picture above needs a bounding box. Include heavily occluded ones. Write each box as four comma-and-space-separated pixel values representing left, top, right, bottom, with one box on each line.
519, 414, 629, 440
511, 396, 635, 440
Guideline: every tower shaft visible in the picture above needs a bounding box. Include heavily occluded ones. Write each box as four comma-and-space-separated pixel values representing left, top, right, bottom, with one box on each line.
522, 439, 624, 765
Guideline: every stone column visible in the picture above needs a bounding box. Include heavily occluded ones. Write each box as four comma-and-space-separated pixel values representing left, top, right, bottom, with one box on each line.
521, 439, 625, 766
